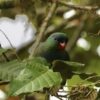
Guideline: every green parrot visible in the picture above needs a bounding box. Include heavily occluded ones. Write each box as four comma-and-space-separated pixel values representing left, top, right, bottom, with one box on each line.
34, 32, 70, 62
34, 32, 72, 85
25, 33, 71, 99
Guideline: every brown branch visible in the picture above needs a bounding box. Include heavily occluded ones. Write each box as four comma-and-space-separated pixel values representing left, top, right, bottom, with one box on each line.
45, 14, 77, 37
2, 53, 10, 62
29, 1, 58, 58
45, 19, 69, 37
66, 14, 87, 52
59, 1, 99, 11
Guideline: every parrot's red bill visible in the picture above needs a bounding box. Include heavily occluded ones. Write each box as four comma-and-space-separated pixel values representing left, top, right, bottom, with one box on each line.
59, 42, 66, 50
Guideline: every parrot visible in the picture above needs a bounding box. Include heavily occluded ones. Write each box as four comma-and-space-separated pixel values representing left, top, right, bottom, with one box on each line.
22, 32, 71, 99
34, 32, 70, 62
33, 32, 72, 85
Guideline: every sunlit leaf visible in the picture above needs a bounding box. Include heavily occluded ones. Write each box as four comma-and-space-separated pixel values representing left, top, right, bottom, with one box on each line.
0, 60, 24, 80
9, 58, 62, 96
67, 75, 92, 88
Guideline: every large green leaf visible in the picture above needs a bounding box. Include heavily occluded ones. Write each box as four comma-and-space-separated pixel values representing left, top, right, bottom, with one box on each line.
53, 60, 85, 72
9, 58, 62, 96
0, 57, 49, 80
0, 60, 25, 80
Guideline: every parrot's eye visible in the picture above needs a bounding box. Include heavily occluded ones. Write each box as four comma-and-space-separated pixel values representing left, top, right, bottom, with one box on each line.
54, 38, 67, 43
54, 38, 57, 40
54, 38, 58, 41
52, 34, 68, 44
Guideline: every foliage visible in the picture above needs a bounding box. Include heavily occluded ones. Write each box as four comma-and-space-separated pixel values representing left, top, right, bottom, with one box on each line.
0, 53, 86, 96
0, 0, 100, 100
0, 48, 7, 55
68, 85, 98, 100
9, 58, 62, 96
0, 60, 24, 80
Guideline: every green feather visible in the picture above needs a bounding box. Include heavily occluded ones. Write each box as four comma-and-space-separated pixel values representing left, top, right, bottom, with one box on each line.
34, 32, 69, 62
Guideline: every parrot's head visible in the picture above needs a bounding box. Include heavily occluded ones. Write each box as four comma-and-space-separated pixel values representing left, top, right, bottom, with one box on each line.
46, 32, 68, 50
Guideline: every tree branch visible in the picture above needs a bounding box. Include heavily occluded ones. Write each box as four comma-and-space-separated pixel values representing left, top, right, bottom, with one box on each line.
45, 13, 80, 37
59, 1, 99, 11
29, 1, 58, 58
66, 14, 87, 52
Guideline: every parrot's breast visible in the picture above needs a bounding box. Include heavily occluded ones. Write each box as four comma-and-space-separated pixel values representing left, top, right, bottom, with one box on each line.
41, 50, 70, 63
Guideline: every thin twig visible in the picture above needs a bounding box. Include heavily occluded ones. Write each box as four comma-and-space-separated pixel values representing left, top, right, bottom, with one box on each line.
59, 1, 99, 11
93, 80, 100, 85
85, 89, 94, 97
0, 29, 21, 61
55, 94, 65, 100
29, 1, 58, 58
83, 75, 100, 82
2, 53, 10, 61
0, 29, 14, 48
0, 44, 10, 61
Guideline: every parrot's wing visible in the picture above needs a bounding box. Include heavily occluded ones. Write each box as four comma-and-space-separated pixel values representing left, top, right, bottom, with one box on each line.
28, 42, 47, 57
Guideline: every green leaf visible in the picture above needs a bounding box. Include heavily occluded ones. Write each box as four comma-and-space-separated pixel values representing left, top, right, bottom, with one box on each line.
0, 60, 25, 80
67, 75, 93, 89
52, 60, 85, 84
9, 58, 62, 96
77, 59, 100, 86
83, 59, 100, 75
53, 60, 85, 71
0, 57, 49, 81
63, 61, 85, 67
